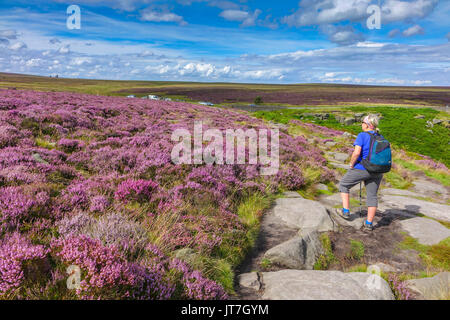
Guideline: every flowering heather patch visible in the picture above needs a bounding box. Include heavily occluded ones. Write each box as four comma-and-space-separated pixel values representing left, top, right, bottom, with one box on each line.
0, 233, 48, 296
415, 157, 448, 171
115, 179, 159, 203
0, 89, 335, 299
388, 274, 412, 300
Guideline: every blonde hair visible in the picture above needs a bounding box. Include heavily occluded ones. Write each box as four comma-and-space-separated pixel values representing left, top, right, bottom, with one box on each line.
363, 114, 380, 132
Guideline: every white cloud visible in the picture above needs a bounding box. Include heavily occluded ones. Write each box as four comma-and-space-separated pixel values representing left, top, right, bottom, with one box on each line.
25, 58, 42, 67
283, 0, 438, 27
0, 29, 19, 39
8, 41, 27, 51
219, 9, 262, 27
321, 25, 365, 46
140, 8, 187, 25
58, 45, 71, 54
388, 29, 401, 38
402, 24, 425, 37
70, 57, 93, 66
382, 0, 438, 23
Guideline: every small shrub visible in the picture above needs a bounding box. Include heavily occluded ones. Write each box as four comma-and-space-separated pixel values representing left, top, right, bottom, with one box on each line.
314, 233, 335, 270
254, 96, 263, 105
347, 239, 365, 261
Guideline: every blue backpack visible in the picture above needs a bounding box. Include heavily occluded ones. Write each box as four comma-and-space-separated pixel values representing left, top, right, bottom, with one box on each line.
361, 132, 392, 173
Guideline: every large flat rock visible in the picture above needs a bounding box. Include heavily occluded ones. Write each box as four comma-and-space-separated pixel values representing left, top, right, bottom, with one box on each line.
260, 270, 394, 300
397, 217, 450, 245
380, 188, 423, 198
264, 231, 324, 270
379, 194, 450, 222
411, 179, 449, 199
406, 272, 450, 300
272, 198, 336, 232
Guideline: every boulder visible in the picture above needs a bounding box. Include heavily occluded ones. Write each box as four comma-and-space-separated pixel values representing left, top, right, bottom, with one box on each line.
238, 272, 261, 291
380, 194, 450, 222
327, 152, 349, 162
344, 118, 356, 126
411, 179, 448, 199
272, 198, 336, 232
260, 270, 394, 300
330, 207, 366, 229
406, 272, 450, 300
414, 115, 425, 119
328, 161, 351, 170
264, 231, 324, 270
397, 217, 450, 245
368, 262, 400, 273
354, 113, 365, 122
282, 191, 303, 198
342, 131, 352, 137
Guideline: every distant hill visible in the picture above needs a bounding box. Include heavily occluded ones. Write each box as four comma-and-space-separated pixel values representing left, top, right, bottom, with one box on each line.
1, 72, 449, 107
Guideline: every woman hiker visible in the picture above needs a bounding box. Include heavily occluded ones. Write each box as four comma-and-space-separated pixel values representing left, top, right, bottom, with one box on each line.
337, 114, 384, 231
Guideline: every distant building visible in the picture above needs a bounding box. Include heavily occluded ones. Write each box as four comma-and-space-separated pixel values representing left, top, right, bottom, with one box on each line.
199, 101, 214, 106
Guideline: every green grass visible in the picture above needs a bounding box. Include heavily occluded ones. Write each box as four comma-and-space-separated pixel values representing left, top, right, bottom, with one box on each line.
398, 236, 450, 271
396, 159, 450, 187
384, 171, 414, 189
260, 258, 272, 270
347, 239, 365, 261
346, 264, 368, 273
314, 233, 336, 270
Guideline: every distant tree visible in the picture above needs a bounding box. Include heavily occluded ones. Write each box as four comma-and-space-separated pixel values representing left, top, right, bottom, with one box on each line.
254, 96, 263, 105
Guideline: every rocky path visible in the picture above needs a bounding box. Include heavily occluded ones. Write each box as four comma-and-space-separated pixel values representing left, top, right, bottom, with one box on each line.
234, 135, 450, 300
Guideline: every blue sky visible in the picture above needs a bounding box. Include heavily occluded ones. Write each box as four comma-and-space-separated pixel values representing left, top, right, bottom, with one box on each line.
0, 0, 449, 85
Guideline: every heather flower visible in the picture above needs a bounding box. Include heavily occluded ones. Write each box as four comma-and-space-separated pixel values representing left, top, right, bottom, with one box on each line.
0, 232, 48, 296
275, 164, 305, 190
115, 179, 159, 203
57, 212, 148, 259
415, 159, 448, 171
89, 195, 110, 213
0, 187, 35, 230
388, 274, 412, 300
57, 138, 85, 152
0, 124, 21, 147
51, 235, 135, 299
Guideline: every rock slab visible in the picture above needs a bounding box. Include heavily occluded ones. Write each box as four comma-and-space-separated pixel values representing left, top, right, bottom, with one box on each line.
380, 194, 450, 222
264, 231, 324, 270
260, 270, 394, 300
398, 217, 450, 245
406, 272, 450, 300
272, 198, 336, 232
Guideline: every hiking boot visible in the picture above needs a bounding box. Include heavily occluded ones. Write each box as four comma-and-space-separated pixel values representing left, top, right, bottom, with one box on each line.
336, 208, 350, 220
362, 220, 374, 231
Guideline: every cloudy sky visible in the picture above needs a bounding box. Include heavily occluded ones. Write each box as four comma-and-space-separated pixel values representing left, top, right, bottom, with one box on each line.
0, 0, 449, 85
